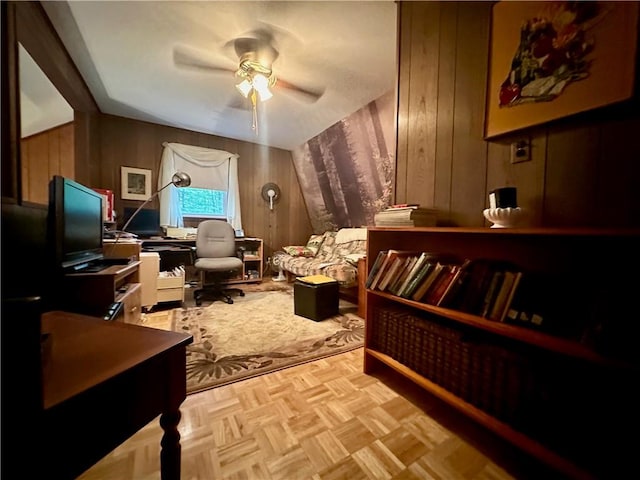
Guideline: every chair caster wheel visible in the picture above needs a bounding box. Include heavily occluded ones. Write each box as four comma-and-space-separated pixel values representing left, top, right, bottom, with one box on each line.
239, 291, 245, 297
195, 300, 202, 306
226, 298, 233, 304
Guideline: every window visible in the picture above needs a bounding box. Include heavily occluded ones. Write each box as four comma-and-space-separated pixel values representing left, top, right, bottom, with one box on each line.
159, 142, 242, 230
178, 187, 227, 218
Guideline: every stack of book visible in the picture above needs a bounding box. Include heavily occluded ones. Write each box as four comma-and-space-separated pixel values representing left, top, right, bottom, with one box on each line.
374, 205, 437, 227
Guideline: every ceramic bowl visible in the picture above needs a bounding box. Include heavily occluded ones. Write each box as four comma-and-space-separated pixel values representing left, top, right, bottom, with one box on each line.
483, 207, 523, 228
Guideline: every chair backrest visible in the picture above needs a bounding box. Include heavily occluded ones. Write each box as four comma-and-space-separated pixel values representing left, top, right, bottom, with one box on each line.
196, 220, 237, 258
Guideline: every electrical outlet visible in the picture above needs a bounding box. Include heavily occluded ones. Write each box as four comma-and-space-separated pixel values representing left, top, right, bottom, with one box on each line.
510, 138, 531, 164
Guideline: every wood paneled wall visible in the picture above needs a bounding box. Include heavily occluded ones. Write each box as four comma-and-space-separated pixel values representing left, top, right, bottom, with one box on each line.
396, 1, 640, 228
21, 122, 74, 204
94, 114, 312, 262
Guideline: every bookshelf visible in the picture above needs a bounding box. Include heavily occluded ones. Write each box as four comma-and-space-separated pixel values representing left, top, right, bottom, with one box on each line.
364, 227, 640, 479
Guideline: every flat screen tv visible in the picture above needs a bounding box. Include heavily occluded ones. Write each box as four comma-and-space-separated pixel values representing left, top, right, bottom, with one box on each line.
48, 175, 104, 272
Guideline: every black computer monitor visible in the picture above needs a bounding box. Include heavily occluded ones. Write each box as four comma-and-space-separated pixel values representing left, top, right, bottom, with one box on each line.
122, 207, 162, 238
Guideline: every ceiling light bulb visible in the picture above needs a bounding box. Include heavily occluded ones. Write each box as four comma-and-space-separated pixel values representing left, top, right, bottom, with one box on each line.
235, 79, 252, 98
257, 87, 273, 102
252, 74, 273, 101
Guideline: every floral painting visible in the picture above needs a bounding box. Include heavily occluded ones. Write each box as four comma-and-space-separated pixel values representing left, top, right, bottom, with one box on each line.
485, 1, 638, 138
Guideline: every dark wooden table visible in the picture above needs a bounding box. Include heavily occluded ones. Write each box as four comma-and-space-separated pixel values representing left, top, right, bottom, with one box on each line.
40, 310, 193, 479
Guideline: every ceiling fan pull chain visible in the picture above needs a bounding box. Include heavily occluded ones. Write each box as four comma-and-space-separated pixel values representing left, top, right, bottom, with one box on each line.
251, 90, 258, 135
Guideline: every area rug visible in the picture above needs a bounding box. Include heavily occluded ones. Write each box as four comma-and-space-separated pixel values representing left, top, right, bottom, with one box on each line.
170, 288, 364, 394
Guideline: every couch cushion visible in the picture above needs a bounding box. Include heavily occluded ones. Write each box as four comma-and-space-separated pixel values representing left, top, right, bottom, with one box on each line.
282, 245, 316, 257
305, 233, 326, 256
335, 227, 367, 244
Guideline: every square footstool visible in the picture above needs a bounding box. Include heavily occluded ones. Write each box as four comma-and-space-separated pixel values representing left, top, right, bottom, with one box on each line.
294, 275, 339, 321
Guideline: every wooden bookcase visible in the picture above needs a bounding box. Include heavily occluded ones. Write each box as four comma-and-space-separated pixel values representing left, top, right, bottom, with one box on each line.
364, 227, 640, 479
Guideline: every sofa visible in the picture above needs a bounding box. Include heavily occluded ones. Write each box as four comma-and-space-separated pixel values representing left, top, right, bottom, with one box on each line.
273, 228, 367, 286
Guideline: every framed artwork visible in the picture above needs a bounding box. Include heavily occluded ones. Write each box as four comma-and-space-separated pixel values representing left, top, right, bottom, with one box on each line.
121, 166, 152, 201
485, 1, 638, 139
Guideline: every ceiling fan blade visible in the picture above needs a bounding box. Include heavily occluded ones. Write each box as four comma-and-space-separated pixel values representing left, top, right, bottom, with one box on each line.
226, 96, 252, 111
275, 78, 324, 103
173, 46, 235, 75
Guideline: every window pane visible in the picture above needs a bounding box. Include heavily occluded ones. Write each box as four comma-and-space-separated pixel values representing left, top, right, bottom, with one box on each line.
178, 187, 226, 217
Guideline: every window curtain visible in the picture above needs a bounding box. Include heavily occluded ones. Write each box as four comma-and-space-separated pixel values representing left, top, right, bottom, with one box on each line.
158, 142, 242, 230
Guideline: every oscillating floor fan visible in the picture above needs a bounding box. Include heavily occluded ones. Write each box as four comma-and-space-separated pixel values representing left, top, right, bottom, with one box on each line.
271, 255, 287, 282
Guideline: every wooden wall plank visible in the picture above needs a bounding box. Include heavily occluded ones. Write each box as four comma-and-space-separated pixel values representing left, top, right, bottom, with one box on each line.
433, 1, 458, 224
394, 0, 412, 204
405, 1, 440, 208
596, 112, 640, 227
545, 124, 600, 226
449, 1, 491, 227
20, 122, 74, 204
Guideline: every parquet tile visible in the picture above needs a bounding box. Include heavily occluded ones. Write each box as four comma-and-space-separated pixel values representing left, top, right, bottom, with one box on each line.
78, 348, 554, 480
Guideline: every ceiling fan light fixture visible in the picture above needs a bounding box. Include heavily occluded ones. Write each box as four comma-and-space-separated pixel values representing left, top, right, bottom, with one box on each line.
253, 74, 273, 101
236, 79, 252, 98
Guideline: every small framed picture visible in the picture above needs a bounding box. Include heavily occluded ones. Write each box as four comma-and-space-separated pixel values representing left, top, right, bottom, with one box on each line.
121, 166, 152, 201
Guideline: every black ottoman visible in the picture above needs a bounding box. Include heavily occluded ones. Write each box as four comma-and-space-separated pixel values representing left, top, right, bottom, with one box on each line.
294, 276, 339, 321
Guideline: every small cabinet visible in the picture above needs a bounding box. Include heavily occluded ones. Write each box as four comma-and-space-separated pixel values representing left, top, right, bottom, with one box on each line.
225, 237, 263, 284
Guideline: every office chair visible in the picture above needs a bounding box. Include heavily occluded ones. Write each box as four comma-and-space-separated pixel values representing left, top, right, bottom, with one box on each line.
192, 220, 245, 306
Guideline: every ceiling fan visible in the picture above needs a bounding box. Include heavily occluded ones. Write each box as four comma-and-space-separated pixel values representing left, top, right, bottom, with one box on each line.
173, 26, 324, 133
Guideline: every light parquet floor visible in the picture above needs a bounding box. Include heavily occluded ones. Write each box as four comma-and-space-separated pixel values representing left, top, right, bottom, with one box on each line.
78, 347, 558, 480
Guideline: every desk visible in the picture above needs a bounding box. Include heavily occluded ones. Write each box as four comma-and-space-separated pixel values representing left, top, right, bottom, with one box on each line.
141, 237, 264, 284
40, 311, 193, 479
142, 239, 196, 272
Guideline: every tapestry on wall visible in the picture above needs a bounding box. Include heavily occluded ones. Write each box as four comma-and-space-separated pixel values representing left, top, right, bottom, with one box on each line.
291, 90, 396, 232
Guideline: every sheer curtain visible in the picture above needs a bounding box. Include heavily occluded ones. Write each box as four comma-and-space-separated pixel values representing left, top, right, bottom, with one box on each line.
158, 142, 242, 230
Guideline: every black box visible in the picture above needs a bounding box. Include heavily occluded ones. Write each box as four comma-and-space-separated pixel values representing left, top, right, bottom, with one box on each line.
294, 279, 339, 321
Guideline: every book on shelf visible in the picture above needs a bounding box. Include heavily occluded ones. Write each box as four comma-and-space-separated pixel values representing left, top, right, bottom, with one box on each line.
436, 259, 472, 307
368, 250, 394, 290
401, 260, 437, 299
423, 257, 469, 306
456, 259, 515, 316
424, 264, 459, 305
388, 255, 419, 295
401, 252, 459, 300
395, 252, 429, 297
411, 263, 446, 302
365, 250, 388, 289
488, 270, 519, 321
497, 271, 523, 323
371, 250, 419, 291
480, 270, 505, 318
503, 271, 547, 328
378, 256, 407, 292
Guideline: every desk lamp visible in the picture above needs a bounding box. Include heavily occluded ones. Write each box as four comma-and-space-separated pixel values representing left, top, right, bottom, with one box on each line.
109, 171, 191, 252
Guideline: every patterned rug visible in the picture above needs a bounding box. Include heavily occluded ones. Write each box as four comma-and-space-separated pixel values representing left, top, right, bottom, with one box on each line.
169, 287, 364, 394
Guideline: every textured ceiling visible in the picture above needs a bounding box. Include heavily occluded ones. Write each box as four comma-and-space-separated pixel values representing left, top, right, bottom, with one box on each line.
42, 1, 398, 151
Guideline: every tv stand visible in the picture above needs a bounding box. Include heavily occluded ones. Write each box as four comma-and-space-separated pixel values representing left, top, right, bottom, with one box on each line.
69, 257, 133, 274
59, 261, 142, 324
